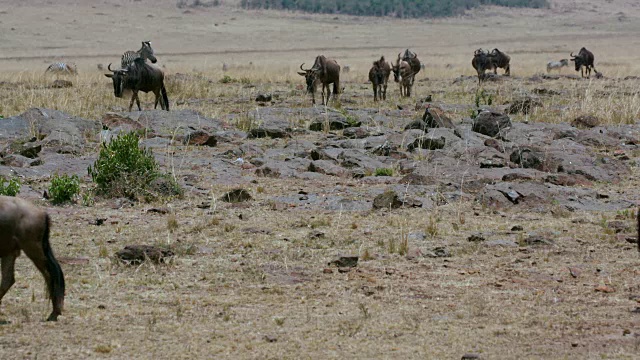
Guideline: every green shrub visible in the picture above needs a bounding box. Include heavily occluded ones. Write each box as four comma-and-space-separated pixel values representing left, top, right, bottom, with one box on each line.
49, 173, 80, 205
88, 132, 182, 200
374, 168, 393, 177
0, 176, 20, 196
219, 75, 236, 84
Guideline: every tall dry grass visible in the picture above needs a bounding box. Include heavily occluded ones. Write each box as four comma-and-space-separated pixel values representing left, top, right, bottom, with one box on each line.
1, 56, 639, 127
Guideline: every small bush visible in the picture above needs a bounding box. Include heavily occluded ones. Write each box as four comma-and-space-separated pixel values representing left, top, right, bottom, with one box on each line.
219, 75, 236, 84
88, 132, 182, 200
0, 176, 20, 196
49, 173, 80, 205
374, 168, 393, 176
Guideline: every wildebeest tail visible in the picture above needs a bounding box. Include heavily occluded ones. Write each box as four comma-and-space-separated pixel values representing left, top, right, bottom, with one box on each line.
42, 214, 65, 305
161, 85, 170, 111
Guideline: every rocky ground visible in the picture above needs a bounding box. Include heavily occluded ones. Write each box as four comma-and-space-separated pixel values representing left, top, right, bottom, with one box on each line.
1, 74, 640, 358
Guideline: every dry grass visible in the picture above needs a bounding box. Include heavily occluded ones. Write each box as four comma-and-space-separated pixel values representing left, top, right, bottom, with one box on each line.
1, 1, 640, 359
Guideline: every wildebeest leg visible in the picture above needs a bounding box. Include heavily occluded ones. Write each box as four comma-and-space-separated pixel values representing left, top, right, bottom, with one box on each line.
383, 82, 387, 100
325, 84, 332, 106
372, 83, 378, 102
0, 253, 18, 305
129, 91, 141, 111
505, 65, 510, 76
20, 246, 60, 321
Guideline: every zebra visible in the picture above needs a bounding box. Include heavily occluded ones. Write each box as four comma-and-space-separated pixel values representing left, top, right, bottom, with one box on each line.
45, 62, 78, 75
120, 41, 157, 69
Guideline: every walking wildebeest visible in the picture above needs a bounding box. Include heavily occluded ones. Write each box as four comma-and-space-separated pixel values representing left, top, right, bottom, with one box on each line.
487, 48, 511, 76
392, 60, 414, 97
547, 59, 569, 73
298, 55, 341, 106
570, 47, 597, 78
0, 196, 65, 321
105, 58, 169, 111
398, 49, 421, 86
368, 56, 391, 101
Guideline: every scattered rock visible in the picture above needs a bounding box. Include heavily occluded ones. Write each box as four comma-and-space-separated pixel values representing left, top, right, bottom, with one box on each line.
461, 353, 481, 360
248, 127, 289, 139
594, 285, 615, 293
51, 79, 73, 88
467, 233, 486, 242
328, 256, 358, 268
116, 245, 174, 265
472, 111, 512, 137
220, 188, 252, 203
255, 93, 272, 102
568, 267, 582, 278
183, 129, 217, 147
426, 247, 451, 258
507, 96, 542, 114
372, 190, 404, 209
407, 135, 446, 151
343, 127, 370, 139
524, 234, 554, 246
572, 115, 600, 129
607, 220, 631, 233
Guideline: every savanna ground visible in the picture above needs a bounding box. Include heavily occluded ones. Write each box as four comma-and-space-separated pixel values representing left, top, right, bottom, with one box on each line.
1, 0, 640, 358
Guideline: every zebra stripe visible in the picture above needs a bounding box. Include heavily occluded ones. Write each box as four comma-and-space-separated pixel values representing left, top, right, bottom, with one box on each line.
45, 62, 77, 75
121, 41, 157, 68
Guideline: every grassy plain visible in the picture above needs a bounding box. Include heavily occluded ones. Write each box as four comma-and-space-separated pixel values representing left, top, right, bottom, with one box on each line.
0, 0, 639, 359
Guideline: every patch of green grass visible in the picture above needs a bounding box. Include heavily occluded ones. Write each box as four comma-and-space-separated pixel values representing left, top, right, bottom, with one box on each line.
48, 173, 80, 205
0, 176, 20, 196
374, 168, 393, 177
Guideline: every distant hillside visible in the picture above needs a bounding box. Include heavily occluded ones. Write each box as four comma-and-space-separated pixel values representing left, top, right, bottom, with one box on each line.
239, 0, 549, 18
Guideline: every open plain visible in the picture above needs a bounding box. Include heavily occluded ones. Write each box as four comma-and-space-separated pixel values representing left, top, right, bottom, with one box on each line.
0, 0, 640, 359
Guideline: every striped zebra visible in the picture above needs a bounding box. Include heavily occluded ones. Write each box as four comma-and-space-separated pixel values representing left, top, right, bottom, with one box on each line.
45, 62, 78, 75
121, 41, 157, 69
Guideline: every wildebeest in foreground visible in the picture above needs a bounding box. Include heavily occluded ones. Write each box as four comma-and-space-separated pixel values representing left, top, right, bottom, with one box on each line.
570, 47, 597, 78
298, 55, 341, 106
368, 56, 391, 101
105, 58, 169, 111
392, 60, 414, 97
0, 196, 65, 321
546, 59, 569, 73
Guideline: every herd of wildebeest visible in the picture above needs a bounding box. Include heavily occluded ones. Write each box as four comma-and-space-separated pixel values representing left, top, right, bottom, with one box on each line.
2, 42, 602, 322
40, 41, 601, 110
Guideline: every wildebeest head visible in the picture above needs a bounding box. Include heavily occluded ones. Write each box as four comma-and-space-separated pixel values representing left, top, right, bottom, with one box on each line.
104, 63, 129, 98
140, 41, 157, 64
392, 60, 410, 82
298, 63, 319, 94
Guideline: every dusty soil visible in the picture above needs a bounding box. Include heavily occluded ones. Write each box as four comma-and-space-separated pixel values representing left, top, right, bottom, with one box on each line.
0, 1, 639, 359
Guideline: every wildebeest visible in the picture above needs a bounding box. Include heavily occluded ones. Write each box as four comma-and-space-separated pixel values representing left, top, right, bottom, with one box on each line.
471, 49, 492, 84
570, 47, 597, 78
487, 48, 511, 76
297, 55, 341, 106
105, 58, 169, 111
392, 60, 414, 97
398, 49, 421, 86
368, 56, 391, 101
546, 59, 569, 73
0, 196, 65, 321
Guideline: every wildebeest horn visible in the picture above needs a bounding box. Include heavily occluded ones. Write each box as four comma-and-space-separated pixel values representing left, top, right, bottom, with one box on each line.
570, 52, 575, 57
107, 63, 115, 72
300, 63, 310, 71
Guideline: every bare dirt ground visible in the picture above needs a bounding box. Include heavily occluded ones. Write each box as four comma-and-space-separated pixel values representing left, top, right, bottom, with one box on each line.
0, 1, 640, 359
